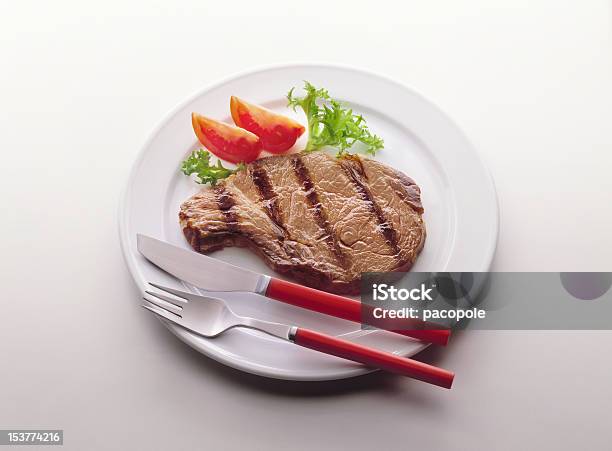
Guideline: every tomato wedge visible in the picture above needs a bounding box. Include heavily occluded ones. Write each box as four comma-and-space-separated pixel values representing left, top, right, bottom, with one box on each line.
191, 113, 262, 164
230, 96, 305, 153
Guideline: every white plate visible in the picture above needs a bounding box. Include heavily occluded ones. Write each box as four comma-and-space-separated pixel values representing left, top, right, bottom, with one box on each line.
119, 63, 498, 381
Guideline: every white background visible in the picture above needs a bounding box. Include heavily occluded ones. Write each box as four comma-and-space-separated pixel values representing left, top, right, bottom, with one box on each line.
1, 1, 611, 450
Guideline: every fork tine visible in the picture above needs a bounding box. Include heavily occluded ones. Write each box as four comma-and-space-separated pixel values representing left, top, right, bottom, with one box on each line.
142, 301, 182, 324
145, 288, 187, 305
148, 283, 195, 301
144, 292, 183, 315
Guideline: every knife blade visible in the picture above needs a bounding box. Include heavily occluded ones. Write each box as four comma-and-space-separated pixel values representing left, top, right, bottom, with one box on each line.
137, 234, 270, 294
136, 234, 450, 346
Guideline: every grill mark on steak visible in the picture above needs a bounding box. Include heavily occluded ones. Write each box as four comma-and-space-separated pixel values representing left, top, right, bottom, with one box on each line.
214, 185, 239, 233
250, 162, 288, 239
395, 174, 424, 214
339, 156, 401, 255
292, 155, 346, 263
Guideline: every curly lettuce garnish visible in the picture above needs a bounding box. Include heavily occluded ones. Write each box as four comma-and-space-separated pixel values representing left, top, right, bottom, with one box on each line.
181, 149, 244, 185
287, 81, 384, 156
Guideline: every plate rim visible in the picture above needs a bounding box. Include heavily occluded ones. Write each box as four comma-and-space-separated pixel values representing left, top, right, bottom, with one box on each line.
119, 61, 499, 381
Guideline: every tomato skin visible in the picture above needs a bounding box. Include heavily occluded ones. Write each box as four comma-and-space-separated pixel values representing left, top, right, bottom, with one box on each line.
191, 113, 262, 163
230, 96, 305, 153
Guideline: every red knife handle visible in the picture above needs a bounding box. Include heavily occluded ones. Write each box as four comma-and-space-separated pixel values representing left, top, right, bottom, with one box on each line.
266, 278, 450, 346
291, 328, 454, 388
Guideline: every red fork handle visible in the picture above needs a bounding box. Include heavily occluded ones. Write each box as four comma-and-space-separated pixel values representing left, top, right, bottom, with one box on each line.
291, 328, 454, 388
266, 278, 450, 346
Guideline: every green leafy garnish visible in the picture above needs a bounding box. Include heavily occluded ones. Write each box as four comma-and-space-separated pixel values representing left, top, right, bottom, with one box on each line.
287, 81, 384, 156
181, 149, 244, 185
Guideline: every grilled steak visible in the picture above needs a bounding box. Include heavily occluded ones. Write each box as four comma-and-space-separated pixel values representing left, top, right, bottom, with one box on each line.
179, 152, 426, 294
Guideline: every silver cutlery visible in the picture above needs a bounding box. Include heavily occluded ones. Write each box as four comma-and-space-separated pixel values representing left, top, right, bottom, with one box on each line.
137, 234, 450, 346
142, 283, 454, 388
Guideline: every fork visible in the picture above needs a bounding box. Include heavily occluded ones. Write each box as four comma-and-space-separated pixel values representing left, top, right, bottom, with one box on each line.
143, 283, 454, 389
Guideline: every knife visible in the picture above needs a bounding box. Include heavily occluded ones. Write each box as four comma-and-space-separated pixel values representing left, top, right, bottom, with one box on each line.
136, 234, 450, 346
